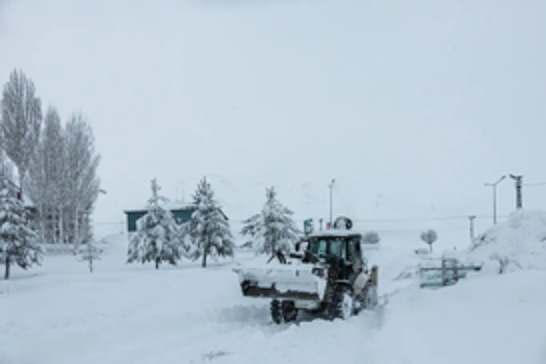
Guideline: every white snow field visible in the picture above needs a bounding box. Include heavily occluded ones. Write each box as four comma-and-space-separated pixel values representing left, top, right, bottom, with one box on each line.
1, 226, 546, 364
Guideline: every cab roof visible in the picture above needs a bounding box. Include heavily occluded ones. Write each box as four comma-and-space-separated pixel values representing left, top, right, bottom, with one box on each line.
306, 229, 362, 239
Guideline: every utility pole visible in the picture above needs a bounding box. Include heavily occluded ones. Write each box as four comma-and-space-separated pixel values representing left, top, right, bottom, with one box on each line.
509, 174, 523, 209
484, 175, 505, 224
319, 218, 323, 231
468, 215, 476, 241
328, 179, 335, 225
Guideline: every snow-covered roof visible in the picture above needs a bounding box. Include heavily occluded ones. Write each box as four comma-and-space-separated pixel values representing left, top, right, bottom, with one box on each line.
124, 200, 195, 213
0, 150, 34, 207
0, 150, 18, 184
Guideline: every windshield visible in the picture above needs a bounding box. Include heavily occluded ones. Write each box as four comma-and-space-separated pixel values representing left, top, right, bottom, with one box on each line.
307, 237, 347, 262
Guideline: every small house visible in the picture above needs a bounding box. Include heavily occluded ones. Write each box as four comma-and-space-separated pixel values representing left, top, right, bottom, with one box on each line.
123, 201, 228, 233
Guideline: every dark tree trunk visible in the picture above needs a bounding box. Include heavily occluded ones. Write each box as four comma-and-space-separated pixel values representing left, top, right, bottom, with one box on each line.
4, 257, 10, 280
89, 260, 93, 273
202, 251, 207, 268
155, 258, 160, 270
429, 243, 433, 253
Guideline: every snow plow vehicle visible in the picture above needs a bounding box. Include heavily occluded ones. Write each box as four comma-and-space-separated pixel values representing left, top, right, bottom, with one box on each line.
234, 217, 379, 324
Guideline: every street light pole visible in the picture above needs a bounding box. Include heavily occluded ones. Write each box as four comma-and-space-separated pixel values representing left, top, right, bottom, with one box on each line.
329, 179, 335, 226
509, 174, 523, 209
485, 175, 505, 224
468, 215, 476, 241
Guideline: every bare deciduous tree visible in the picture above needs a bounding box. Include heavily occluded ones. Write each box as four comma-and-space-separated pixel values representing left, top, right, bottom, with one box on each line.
63, 114, 101, 251
26, 107, 65, 244
79, 240, 102, 273
363, 231, 380, 245
1, 69, 42, 189
420, 229, 438, 253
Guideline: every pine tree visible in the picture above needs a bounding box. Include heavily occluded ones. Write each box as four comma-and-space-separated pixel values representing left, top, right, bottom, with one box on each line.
241, 187, 301, 258
127, 179, 183, 269
79, 240, 102, 273
0, 176, 42, 280
188, 177, 234, 268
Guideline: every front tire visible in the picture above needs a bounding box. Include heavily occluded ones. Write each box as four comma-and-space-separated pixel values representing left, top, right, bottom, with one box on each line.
362, 284, 378, 310
329, 286, 354, 320
282, 300, 298, 322
271, 299, 283, 324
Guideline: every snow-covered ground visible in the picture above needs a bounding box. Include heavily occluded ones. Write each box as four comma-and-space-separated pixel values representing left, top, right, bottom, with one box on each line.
1, 227, 545, 364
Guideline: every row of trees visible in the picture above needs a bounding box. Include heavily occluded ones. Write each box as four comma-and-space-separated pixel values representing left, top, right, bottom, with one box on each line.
127, 179, 304, 269
127, 177, 394, 270
0, 69, 101, 279
127, 178, 235, 269
240, 187, 300, 256
1, 69, 102, 249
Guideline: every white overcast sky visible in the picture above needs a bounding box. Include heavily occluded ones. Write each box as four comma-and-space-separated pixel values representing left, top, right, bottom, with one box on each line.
1, 0, 545, 228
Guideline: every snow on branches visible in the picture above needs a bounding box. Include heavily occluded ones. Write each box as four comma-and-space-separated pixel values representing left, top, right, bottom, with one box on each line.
79, 241, 102, 272
187, 177, 234, 268
0, 183, 42, 279
127, 179, 184, 269
241, 187, 301, 257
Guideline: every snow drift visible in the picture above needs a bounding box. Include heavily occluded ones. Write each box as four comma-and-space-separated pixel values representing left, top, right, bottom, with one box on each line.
467, 209, 546, 273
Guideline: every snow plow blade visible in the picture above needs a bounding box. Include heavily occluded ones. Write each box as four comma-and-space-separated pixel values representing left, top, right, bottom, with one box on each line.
234, 266, 325, 301
240, 280, 321, 300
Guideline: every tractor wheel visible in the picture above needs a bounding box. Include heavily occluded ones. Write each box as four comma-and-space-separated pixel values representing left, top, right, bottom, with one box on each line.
270, 299, 283, 324
282, 300, 298, 322
329, 286, 354, 320
362, 284, 378, 310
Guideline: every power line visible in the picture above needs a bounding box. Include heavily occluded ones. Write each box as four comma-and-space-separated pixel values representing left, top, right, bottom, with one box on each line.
96, 214, 511, 226
523, 181, 546, 187
227, 215, 509, 223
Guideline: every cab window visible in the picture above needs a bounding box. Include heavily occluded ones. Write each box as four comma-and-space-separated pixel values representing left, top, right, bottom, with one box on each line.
329, 239, 347, 260
348, 239, 362, 261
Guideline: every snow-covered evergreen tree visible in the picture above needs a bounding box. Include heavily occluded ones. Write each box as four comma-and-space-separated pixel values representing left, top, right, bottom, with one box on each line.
127, 179, 183, 269
240, 187, 301, 258
187, 177, 234, 268
0, 166, 42, 279
79, 240, 102, 273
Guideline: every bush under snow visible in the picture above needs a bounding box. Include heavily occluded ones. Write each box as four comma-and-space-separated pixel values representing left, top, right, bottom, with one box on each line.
468, 209, 546, 273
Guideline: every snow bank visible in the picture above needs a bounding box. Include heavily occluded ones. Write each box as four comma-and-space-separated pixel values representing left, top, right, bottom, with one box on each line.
373, 271, 546, 364
467, 209, 546, 273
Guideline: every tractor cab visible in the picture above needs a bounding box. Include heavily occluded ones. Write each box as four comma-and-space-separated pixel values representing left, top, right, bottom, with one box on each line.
293, 216, 369, 278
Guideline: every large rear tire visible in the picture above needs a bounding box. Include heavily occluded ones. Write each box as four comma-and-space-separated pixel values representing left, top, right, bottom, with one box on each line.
362, 284, 378, 310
